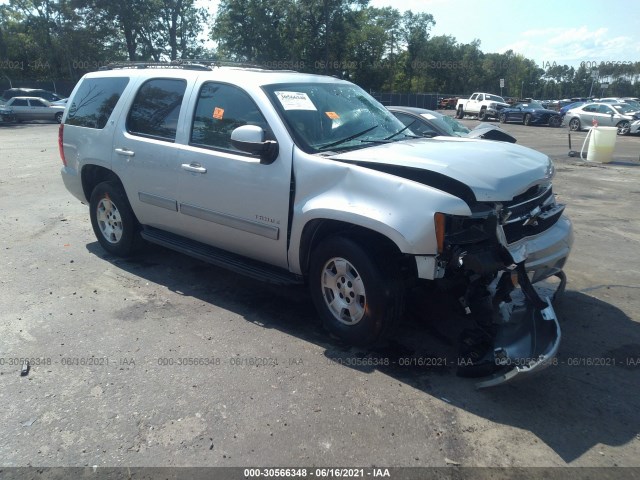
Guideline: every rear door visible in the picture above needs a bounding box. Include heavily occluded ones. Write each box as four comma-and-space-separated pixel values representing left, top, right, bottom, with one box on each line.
9, 98, 30, 120
111, 76, 192, 232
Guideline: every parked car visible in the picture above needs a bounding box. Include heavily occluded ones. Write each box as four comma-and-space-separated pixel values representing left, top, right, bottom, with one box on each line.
455, 92, 510, 121
60, 64, 573, 387
2, 88, 65, 102
565, 102, 640, 135
499, 101, 563, 127
437, 97, 458, 110
388, 106, 516, 143
4, 96, 66, 123
559, 101, 587, 117
596, 97, 640, 110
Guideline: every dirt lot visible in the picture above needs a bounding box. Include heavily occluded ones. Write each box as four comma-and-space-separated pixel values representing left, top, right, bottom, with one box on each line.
0, 119, 639, 474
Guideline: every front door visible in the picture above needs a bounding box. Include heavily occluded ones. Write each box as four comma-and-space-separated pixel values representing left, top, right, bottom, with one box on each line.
176, 82, 292, 269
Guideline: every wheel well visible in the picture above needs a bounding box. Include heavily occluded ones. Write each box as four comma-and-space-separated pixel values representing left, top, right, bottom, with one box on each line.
81, 165, 121, 202
299, 219, 415, 279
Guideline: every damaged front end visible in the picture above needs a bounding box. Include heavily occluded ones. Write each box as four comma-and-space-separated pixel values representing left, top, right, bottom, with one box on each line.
436, 184, 569, 388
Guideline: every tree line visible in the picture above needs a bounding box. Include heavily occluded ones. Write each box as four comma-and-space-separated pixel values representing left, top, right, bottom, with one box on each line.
1, 0, 639, 98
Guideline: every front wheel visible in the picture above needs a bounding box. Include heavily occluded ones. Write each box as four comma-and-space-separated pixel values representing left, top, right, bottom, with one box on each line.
499, 113, 507, 124
548, 115, 561, 128
617, 120, 631, 136
309, 236, 402, 346
478, 108, 487, 121
55, 112, 63, 123
89, 181, 141, 256
523, 113, 532, 126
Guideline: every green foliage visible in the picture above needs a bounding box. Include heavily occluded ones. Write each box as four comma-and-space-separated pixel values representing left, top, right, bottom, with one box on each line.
1, 0, 638, 98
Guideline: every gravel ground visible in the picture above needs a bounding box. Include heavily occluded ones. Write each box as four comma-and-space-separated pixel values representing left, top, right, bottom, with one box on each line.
0, 119, 639, 474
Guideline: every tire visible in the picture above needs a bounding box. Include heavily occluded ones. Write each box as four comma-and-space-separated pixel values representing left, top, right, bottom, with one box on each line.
456, 107, 464, 119
616, 120, 631, 136
548, 115, 561, 128
499, 113, 507, 124
309, 236, 402, 346
523, 113, 532, 126
569, 117, 581, 132
55, 112, 63, 123
89, 181, 141, 256
478, 108, 487, 121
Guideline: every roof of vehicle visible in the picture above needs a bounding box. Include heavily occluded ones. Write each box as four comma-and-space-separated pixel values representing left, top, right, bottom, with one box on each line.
83, 64, 350, 89
8, 96, 53, 102
387, 106, 441, 116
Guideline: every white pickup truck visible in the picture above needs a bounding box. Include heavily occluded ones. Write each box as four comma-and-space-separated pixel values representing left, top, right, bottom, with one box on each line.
456, 93, 510, 121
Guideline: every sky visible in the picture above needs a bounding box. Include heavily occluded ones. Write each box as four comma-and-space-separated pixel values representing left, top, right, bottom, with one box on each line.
369, 0, 640, 68
198, 0, 639, 69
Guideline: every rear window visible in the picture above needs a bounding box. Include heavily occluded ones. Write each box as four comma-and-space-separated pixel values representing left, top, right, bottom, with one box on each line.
127, 78, 186, 142
67, 77, 129, 129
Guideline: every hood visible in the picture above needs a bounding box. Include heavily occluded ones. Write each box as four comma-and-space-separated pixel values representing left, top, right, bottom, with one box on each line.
330, 137, 552, 202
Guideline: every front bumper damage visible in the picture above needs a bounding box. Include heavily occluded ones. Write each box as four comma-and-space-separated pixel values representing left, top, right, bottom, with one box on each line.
439, 198, 571, 388
473, 268, 565, 388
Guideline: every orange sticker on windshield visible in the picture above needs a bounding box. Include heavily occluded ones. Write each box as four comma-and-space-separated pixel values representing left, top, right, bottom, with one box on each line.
213, 107, 224, 120
325, 111, 340, 119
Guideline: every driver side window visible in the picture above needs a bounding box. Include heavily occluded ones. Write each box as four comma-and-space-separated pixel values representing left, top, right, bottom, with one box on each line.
190, 82, 269, 153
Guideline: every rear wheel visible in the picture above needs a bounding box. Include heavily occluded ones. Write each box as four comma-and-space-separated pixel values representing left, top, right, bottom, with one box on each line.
55, 112, 63, 123
617, 120, 631, 136
309, 236, 402, 346
456, 107, 464, 119
569, 117, 581, 131
523, 113, 532, 126
89, 181, 141, 256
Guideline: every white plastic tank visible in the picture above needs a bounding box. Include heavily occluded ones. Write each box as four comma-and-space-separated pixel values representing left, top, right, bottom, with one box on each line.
587, 126, 617, 163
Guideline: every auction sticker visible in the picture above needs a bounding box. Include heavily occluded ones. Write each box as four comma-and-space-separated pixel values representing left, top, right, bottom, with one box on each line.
275, 91, 317, 111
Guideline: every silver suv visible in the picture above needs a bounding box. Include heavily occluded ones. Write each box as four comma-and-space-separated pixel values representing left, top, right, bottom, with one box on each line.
60, 64, 573, 387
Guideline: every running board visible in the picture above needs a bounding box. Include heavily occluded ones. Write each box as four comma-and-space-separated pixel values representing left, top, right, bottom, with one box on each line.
141, 227, 303, 286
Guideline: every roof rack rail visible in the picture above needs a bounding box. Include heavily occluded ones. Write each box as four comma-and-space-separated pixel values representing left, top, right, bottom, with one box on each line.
99, 60, 213, 71
97, 59, 279, 72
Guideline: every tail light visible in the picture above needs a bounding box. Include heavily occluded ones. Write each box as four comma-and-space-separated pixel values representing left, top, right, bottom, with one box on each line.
58, 123, 66, 166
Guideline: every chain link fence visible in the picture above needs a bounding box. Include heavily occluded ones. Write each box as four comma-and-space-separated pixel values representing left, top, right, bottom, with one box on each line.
371, 92, 465, 110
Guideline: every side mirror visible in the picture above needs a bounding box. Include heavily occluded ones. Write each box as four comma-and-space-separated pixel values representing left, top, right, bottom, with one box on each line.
230, 125, 279, 165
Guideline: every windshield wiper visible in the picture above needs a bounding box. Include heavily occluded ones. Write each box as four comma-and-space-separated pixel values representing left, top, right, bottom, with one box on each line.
384, 121, 419, 140
318, 125, 378, 150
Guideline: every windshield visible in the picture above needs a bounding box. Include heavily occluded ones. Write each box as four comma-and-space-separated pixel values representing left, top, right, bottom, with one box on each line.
429, 113, 471, 137
263, 82, 410, 153
486, 94, 506, 103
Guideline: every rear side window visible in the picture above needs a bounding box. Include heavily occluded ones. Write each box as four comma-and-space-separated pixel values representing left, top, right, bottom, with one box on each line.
67, 77, 129, 129
190, 82, 268, 152
127, 78, 186, 142
12, 99, 28, 106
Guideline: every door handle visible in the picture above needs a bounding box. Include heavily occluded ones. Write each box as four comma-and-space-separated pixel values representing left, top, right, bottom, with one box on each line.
181, 162, 207, 174
115, 148, 135, 157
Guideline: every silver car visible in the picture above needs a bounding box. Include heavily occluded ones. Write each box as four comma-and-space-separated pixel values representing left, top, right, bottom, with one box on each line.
60, 65, 573, 387
565, 102, 640, 135
4, 96, 66, 123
